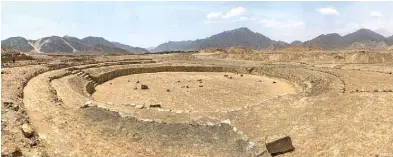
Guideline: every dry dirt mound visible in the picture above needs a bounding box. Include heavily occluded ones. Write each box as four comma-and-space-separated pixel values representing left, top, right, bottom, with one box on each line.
347, 51, 393, 63
226, 46, 257, 53
199, 48, 227, 54
1, 44, 34, 62
346, 41, 389, 51
280, 46, 321, 52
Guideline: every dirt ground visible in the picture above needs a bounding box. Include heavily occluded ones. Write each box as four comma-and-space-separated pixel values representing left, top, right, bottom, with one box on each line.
93, 72, 297, 112
2, 50, 393, 157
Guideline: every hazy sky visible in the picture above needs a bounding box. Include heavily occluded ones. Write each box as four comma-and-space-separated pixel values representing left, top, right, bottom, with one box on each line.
2, 1, 393, 48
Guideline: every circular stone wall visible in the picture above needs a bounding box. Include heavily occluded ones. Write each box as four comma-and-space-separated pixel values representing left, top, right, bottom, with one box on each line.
92, 72, 297, 112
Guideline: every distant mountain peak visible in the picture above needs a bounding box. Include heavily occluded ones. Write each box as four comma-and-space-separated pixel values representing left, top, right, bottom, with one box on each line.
355, 28, 373, 33
290, 40, 303, 46
153, 27, 278, 52
2, 35, 149, 54
231, 27, 252, 32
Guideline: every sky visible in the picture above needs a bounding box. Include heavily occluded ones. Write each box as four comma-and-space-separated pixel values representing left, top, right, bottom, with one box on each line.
1, 1, 393, 48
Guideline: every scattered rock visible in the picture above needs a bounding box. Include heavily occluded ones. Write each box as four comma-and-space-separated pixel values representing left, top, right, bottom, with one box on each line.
136, 81, 140, 83
124, 103, 136, 107
166, 89, 171, 92
21, 123, 35, 138
246, 67, 255, 73
199, 85, 203, 87
4, 101, 19, 111
374, 89, 379, 92
254, 149, 272, 157
197, 79, 202, 81
134, 87, 138, 90
272, 81, 276, 84
149, 104, 161, 108
2, 147, 23, 157
266, 135, 295, 155
3, 101, 13, 107
186, 86, 189, 88
177, 81, 180, 83
135, 104, 144, 109
189, 120, 199, 126
141, 84, 149, 89
131, 133, 142, 141
220, 119, 231, 125
81, 101, 93, 108
80, 104, 89, 108
30, 136, 38, 146
240, 74, 243, 77
224, 74, 233, 79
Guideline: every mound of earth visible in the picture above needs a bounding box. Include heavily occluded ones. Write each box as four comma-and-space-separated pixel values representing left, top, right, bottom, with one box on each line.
389, 45, 393, 50
281, 46, 321, 51
199, 48, 227, 54
347, 51, 393, 63
346, 41, 389, 51
226, 46, 257, 53
1, 45, 34, 62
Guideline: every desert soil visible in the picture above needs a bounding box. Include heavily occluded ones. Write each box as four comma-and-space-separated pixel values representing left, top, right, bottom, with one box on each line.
92, 72, 297, 112
2, 50, 393, 157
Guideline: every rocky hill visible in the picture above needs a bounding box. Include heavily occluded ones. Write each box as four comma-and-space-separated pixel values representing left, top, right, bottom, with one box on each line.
3, 28, 392, 53
81, 36, 116, 48
342, 29, 386, 45
303, 29, 391, 50
386, 35, 393, 45
1, 37, 34, 52
2, 36, 148, 54
153, 28, 279, 52
290, 40, 303, 46
153, 41, 193, 52
112, 42, 150, 54
303, 33, 344, 49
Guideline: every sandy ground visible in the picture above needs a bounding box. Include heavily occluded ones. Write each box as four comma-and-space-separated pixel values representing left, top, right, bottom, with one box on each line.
92, 72, 297, 112
2, 51, 393, 157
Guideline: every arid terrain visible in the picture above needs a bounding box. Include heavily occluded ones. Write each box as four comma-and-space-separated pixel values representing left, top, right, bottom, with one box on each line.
1, 46, 393, 157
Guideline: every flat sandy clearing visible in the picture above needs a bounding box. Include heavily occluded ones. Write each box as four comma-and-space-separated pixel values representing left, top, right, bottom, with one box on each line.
92, 72, 297, 112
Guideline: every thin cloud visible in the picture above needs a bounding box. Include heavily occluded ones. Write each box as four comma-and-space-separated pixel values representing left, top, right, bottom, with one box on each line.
206, 7, 246, 20
223, 7, 246, 18
317, 7, 339, 16
206, 12, 223, 20
370, 11, 383, 17
259, 18, 305, 28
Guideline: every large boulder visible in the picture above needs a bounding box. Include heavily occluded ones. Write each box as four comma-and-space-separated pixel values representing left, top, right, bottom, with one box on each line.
266, 135, 295, 155
21, 123, 34, 138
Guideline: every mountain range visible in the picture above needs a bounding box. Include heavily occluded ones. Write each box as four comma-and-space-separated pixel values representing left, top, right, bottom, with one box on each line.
2, 27, 393, 53
1, 36, 149, 54
152, 28, 393, 52
153, 27, 278, 52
